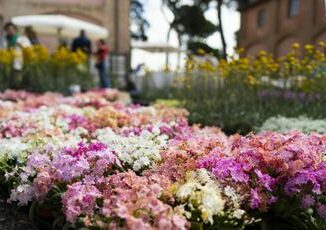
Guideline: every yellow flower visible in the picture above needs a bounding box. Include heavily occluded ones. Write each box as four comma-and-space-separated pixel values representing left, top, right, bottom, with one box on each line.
0, 49, 13, 65
197, 49, 206, 55
292, 43, 300, 49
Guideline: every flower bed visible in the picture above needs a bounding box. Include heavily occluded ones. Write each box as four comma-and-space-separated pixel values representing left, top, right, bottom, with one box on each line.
0, 89, 325, 229
0, 46, 93, 92
140, 43, 326, 134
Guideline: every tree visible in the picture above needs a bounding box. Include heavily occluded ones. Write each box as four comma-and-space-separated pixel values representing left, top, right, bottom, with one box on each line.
130, 0, 150, 41
210, 0, 239, 59
194, 0, 238, 59
217, 0, 227, 59
162, 0, 220, 58
162, 0, 239, 59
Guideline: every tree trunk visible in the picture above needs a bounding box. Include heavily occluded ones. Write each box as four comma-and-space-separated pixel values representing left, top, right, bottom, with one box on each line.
177, 34, 182, 70
217, 0, 227, 60
165, 26, 172, 69
161, 3, 173, 69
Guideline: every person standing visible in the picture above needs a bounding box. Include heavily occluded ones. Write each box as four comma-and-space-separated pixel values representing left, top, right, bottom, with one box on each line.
3, 22, 31, 50
71, 30, 92, 56
95, 39, 110, 88
3, 22, 31, 88
24, 26, 39, 45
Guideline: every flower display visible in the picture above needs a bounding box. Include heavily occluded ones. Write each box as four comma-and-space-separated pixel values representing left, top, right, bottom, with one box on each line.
0, 45, 93, 92
0, 89, 325, 229
141, 43, 326, 134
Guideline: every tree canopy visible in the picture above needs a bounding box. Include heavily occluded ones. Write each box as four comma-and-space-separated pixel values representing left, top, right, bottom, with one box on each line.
162, 0, 239, 59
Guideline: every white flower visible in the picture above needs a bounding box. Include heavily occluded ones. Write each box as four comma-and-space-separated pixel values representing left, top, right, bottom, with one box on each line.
200, 186, 225, 223
95, 128, 168, 171
233, 209, 246, 219
176, 183, 196, 201
9, 184, 35, 206
0, 138, 32, 163
174, 169, 225, 224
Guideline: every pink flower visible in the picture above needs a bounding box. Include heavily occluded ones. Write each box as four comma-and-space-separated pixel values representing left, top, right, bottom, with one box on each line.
62, 182, 102, 223
33, 171, 52, 199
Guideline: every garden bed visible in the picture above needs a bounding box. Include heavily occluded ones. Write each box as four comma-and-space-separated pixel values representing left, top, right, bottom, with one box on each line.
0, 89, 325, 230
139, 44, 326, 134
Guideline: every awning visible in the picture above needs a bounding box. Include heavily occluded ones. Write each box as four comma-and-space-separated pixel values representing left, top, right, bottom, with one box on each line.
132, 42, 183, 53
12, 14, 109, 39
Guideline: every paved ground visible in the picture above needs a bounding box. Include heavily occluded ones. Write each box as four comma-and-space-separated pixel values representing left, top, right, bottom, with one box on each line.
0, 198, 38, 230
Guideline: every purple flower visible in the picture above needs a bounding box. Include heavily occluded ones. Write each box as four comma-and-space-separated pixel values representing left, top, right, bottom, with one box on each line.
250, 189, 261, 209
317, 204, 326, 219
254, 169, 275, 192
27, 153, 51, 169
65, 142, 107, 158
160, 125, 174, 138
211, 159, 233, 179
268, 196, 277, 205
285, 170, 319, 195
52, 154, 90, 181
301, 194, 315, 209
87, 142, 107, 152
230, 164, 249, 183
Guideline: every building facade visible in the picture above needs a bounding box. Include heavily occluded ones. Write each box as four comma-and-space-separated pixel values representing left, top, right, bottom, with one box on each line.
238, 0, 326, 56
0, 0, 131, 54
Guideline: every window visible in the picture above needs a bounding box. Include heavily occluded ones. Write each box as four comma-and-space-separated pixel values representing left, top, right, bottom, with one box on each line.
288, 0, 300, 17
257, 9, 267, 28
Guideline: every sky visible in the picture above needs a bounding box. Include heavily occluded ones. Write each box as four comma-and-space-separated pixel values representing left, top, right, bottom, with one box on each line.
131, 0, 240, 71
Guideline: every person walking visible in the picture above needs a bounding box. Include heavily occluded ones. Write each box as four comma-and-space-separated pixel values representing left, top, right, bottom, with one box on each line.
95, 39, 110, 88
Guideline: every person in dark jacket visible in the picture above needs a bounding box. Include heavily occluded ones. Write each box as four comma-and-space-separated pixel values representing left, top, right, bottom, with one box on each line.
71, 30, 92, 55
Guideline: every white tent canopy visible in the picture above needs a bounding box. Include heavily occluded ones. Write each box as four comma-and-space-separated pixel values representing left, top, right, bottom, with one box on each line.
12, 14, 109, 40
132, 42, 183, 53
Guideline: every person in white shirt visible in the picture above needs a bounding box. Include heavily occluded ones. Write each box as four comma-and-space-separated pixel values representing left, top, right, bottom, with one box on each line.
3, 22, 31, 88
3, 22, 31, 69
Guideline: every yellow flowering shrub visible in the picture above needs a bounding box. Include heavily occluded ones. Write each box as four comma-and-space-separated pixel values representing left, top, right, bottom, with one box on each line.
0, 49, 14, 65
52, 47, 86, 65
0, 45, 93, 92
23, 45, 49, 64
183, 43, 326, 92
142, 43, 326, 134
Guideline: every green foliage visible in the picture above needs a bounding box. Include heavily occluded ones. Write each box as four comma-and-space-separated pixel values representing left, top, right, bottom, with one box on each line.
172, 5, 217, 38
139, 44, 326, 134
162, 0, 219, 55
